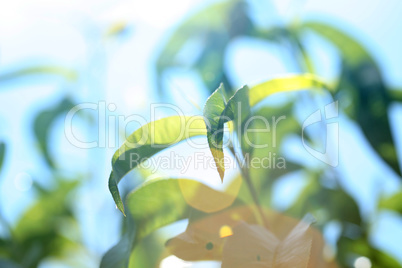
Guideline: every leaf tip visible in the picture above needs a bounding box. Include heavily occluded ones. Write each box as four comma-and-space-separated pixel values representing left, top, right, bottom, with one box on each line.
116, 202, 126, 217
218, 168, 225, 183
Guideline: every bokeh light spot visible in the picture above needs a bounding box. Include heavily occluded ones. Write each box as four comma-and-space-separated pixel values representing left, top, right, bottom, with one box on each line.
219, 225, 233, 238
354, 256, 372, 268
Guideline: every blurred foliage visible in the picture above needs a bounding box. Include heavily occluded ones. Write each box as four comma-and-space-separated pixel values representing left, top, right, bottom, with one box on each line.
33, 97, 77, 168
240, 103, 303, 206
0, 0, 401, 267
389, 88, 402, 102
0, 178, 82, 268
287, 173, 361, 226
103, 178, 246, 267
303, 22, 401, 176
103, 0, 402, 267
0, 65, 77, 84
337, 235, 401, 267
380, 192, 402, 215
100, 213, 136, 268
127, 233, 164, 268
0, 64, 85, 267
156, 0, 253, 96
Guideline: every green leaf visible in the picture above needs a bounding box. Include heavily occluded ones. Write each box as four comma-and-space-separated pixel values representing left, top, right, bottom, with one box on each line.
109, 116, 207, 215
33, 97, 76, 168
103, 177, 241, 266
0, 65, 77, 84
100, 215, 136, 268
128, 179, 183, 241
203, 83, 252, 181
128, 233, 165, 268
304, 21, 401, 176
126, 178, 239, 241
379, 192, 402, 215
220, 85, 252, 156
204, 84, 251, 181
249, 74, 329, 107
203, 83, 228, 180
0, 142, 5, 173
203, 75, 327, 181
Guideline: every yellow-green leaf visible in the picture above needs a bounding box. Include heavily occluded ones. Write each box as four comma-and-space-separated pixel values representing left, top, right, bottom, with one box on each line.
380, 192, 402, 215
203, 83, 228, 181
249, 74, 329, 107
109, 116, 207, 215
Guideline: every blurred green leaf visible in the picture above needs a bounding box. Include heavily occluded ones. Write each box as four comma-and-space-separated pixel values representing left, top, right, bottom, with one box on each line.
128, 233, 165, 268
126, 179, 208, 242
100, 215, 136, 268
247, 104, 302, 204
249, 74, 329, 107
340, 58, 401, 177
108, 116, 207, 215
0, 142, 5, 173
0, 66, 77, 84
389, 88, 402, 102
287, 175, 361, 227
156, 0, 252, 94
337, 235, 402, 267
303, 22, 370, 67
127, 179, 240, 262
1, 179, 81, 268
104, 177, 242, 267
379, 192, 402, 215
33, 97, 76, 168
131, 177, 244, 242
14, 179, 79, 240
304, 21, 401, 176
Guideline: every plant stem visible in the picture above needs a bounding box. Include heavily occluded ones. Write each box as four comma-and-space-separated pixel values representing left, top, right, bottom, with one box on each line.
229, 145, 269, 228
